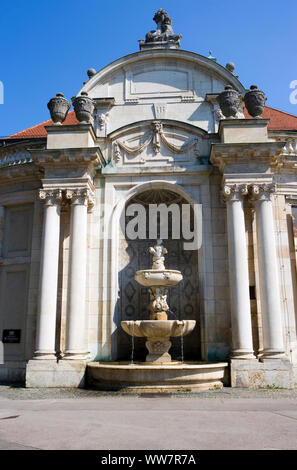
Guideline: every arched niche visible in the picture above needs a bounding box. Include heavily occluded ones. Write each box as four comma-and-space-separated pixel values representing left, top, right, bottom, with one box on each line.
113, 186, 201, 361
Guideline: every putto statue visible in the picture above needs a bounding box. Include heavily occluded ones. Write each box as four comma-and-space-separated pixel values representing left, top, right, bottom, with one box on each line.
149, 239, 168, 270
139, 9, 182, 50
148, 286, 169, 317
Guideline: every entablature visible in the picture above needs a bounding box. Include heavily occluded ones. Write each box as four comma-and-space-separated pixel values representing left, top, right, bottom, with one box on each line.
210, 141, 285, 174
29, 146, 104, 170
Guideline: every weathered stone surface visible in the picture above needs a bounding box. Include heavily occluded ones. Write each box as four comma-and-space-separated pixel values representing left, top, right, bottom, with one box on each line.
244, 85, 267, 118
218, 86, 243, 118
26, 360, 86, 388
72, 92, 94, 123
231, 359, 294, 389
47, 93, 70, 125
87, 361, 228, 392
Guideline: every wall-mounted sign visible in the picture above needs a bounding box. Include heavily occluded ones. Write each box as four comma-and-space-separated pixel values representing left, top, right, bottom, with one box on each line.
2, 329, 21, 343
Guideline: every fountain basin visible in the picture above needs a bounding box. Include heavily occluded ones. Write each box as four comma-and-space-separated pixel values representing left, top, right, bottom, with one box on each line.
87, 361, 229, 392
121, 320, 195, 339
121, 320, 196, 363
135, 269, 183, 287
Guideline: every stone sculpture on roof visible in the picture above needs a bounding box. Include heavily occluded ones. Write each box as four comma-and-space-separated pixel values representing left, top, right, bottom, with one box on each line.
139, 8, 182, 50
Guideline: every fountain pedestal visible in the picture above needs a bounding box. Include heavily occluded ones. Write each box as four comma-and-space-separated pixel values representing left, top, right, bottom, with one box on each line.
146, 338, 171, 362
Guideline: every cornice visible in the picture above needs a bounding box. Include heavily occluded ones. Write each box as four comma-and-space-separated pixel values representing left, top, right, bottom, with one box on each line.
278, 155, 297, 171
210, 141, 285, 173
0, 163, 42, 185
29, 147, 105, 169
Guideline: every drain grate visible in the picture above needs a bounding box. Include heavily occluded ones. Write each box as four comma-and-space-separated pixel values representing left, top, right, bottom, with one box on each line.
139, 393, 172, 398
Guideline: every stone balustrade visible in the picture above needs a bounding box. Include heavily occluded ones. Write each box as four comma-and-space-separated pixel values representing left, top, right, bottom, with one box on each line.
273, 135, 297, 155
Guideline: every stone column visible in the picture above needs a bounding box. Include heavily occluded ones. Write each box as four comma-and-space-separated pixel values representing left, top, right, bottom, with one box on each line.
34, 189, 62, 359
63, 189, 91, 360
223, 184, 255, 359
251, 184, 285, 358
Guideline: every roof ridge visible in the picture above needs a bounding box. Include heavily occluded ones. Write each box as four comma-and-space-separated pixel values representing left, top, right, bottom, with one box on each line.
8, 117, 53, 138
265, 105, 297, 120
7, 110, 75, 138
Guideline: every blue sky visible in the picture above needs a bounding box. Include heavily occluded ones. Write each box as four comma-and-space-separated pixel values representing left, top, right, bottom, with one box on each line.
0, 0, 296, 137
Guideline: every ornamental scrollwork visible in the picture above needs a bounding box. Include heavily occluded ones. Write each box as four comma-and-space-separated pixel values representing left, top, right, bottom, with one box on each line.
65, 188, 95, 207
113, 121, 200, 163
222, 183, 277, 203
250, 184, 276, 201
222, 184, 248, 201
38, 189, 62, 205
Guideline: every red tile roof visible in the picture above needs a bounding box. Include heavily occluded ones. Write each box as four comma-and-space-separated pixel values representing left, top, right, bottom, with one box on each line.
4, 111, 78, 139
3, 106, 297, 140
244, 106, 297, 130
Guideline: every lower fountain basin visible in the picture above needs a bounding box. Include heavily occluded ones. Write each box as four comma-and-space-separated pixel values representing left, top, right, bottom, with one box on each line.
121, 320, 196, 339
87, 361, 229, 392
121, 320, 196, 363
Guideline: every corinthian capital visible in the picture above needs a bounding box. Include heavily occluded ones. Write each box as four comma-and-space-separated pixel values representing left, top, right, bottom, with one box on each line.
65, 188, 95, 207
250, 183, 276, 201
222, 183, 248, 202
38, 189, 62, 205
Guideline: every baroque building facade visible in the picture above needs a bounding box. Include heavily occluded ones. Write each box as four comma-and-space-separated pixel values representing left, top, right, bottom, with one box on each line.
1, 10, 297, 389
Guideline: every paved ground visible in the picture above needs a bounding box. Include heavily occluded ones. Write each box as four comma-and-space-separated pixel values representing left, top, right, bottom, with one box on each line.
0, 386, 296, 450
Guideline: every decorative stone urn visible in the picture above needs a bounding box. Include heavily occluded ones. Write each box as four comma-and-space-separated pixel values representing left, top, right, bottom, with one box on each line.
244, 85, 267, 118
218, 85, 242, 118
72, 91, 94, 123
121, 239, 196, 363
47, 93, 70, 125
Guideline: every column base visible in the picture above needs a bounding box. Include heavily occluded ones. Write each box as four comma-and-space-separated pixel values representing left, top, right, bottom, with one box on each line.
32, 351, 57, 360
259, 349, 286, 360
231, 349, 255, 360
63, 351, 89, 361
26, 360, 87, 388
230, 358, 294, 388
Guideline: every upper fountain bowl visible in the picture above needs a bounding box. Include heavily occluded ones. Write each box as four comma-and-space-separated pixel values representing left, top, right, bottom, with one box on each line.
135, 269, 183, 287
121, 319, 196, 339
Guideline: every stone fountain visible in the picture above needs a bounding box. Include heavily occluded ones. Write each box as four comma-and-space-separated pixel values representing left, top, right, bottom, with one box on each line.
87, 240, 228, 392
121, 239, 196, 363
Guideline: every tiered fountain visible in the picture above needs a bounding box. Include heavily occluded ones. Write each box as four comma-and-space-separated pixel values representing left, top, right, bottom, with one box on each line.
121, 239, 195, 363
87, 241, 228, 392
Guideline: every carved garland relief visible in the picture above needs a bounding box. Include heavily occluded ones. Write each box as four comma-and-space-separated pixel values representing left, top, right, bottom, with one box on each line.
113, 121, 200, 165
